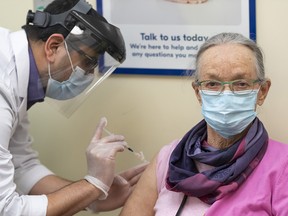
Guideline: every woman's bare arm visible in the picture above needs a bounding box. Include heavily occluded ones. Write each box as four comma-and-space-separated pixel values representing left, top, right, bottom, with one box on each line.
119, 155, 158, 216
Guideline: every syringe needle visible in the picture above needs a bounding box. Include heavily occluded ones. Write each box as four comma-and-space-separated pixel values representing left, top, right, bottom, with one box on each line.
103, 128, 135, 152
125, 146, 134, 152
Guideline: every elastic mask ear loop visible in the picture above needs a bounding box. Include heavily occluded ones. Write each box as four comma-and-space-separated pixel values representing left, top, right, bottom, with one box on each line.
47, 62, 52, 78
64, 41, 75, 72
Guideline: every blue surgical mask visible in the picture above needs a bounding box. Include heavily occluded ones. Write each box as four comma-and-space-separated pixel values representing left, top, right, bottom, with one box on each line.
46, 65, 94, 100
200, 90, 259, 139
46, 42, 94, 100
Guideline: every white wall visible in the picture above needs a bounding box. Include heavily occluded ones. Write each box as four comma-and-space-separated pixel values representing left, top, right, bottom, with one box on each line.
1, 1, 288, 216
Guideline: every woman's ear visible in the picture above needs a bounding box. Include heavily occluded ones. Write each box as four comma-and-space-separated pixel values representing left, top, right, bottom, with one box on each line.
257, 79, 271, 106
192, 81, 202, 104
44, 34, 65, 62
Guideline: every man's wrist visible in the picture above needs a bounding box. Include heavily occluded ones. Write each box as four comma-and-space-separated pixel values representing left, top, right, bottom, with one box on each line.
84, 175, 109, 200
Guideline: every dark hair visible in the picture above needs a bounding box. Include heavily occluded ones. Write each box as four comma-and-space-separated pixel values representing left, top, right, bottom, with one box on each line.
22, 0, 95, 42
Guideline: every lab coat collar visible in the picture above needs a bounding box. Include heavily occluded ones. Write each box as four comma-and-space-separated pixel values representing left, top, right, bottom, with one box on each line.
10, 29, 29, 100
10, 30, 29, 117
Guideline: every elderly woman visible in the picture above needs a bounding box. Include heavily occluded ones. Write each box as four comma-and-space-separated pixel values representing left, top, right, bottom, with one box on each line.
120, 32, 288, 216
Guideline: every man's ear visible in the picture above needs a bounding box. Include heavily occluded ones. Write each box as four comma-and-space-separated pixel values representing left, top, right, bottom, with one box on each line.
44, 34, 65, 62
192, 81, 202, 104
257, 79, 271, 106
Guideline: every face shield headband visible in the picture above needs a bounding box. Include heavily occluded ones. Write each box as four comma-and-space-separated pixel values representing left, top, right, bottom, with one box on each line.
26, 0, 126, 117
26, 0, 126, 64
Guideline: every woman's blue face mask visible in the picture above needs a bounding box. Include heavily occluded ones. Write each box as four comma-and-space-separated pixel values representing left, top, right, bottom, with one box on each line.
200, 89, 259, 139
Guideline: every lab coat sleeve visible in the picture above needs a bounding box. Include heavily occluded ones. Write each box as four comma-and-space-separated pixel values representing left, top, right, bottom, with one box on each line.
0, 69, 52, 215
11, 111, 54, 195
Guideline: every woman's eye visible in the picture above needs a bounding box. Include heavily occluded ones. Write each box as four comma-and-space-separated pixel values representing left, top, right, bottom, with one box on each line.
235, 81, 249, 87
207, 81, 220, 88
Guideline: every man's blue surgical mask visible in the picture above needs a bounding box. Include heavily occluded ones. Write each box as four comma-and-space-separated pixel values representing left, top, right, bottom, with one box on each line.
200, 90, 259, 139
46, 42, 94, 100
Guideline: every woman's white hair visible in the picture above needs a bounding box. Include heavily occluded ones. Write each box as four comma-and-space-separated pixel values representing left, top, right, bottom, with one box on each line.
193, 32, 265, 81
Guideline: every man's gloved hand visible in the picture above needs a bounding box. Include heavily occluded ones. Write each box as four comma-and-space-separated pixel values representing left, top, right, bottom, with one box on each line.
87, 162, 149, 212
85, 117, 127, 199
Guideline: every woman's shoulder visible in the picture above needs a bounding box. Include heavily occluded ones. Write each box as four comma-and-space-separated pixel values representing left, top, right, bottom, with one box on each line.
260, 139, 288, 169
266, 139, 288, 157
155, 139, 180, 192
158, 139, 180, 158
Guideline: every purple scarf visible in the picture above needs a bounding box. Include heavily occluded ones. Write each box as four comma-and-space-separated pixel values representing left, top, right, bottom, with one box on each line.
166, 118, 268, 204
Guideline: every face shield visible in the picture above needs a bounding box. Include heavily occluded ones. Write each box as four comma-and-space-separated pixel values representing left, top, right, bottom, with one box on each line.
26, 0, 126, 117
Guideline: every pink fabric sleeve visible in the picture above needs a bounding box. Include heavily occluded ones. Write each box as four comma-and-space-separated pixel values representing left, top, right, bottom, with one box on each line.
156, 140, 179, 193
271, 155, 288, 215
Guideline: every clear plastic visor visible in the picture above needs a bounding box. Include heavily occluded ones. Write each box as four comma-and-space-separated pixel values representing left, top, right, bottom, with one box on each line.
45, 28, 121, 118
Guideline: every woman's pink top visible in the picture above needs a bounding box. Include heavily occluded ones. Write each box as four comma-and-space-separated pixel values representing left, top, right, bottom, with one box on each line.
155, 139, 288, 216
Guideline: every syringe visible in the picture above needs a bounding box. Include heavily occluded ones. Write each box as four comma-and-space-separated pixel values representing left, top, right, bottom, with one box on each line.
103, 128, 148, 163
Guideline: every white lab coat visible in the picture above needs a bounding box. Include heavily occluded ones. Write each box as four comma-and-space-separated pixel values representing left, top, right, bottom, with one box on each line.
0, 27, 53, 216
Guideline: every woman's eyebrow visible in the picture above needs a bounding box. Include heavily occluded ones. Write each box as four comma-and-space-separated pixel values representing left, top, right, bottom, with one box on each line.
202, 71, 250, 80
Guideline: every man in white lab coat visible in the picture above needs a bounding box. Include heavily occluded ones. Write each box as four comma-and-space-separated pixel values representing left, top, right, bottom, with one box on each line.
0, 0, 147, 215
